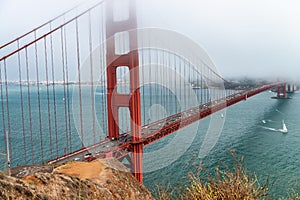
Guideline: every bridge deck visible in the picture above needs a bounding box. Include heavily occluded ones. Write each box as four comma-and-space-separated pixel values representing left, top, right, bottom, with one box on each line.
48, 82, 285, 165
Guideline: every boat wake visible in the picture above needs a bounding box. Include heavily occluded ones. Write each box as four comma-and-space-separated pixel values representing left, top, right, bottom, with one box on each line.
261, 126, 278, 132
276, 109, 285, 116
260, 120, 288, 133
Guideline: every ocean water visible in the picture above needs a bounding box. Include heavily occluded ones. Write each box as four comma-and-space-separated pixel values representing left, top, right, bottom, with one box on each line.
143, 91, 300, 198
0, 85, 299, 198
0, 85, 108, 166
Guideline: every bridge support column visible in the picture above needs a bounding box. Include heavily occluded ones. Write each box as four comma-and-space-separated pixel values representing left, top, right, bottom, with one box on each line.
106, 0, 143, 182
277, 84, 287, 98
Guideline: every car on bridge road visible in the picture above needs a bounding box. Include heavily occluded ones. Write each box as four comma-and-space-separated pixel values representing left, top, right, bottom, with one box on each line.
74, 157, 80, 161
84, 153, 92, 159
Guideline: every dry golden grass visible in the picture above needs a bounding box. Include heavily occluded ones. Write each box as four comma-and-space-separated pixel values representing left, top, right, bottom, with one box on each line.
54, 160, 105, 179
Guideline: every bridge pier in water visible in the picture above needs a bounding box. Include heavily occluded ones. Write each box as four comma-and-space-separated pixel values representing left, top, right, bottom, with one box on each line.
277, 84, 287, 98
271, 83, 292, 99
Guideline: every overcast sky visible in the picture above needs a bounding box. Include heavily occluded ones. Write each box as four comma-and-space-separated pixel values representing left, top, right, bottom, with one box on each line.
1, 0, 299, 81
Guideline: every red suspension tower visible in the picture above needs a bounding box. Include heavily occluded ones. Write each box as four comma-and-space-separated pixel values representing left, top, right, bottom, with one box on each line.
105, 0, 143, 182
277, 84, 287, 98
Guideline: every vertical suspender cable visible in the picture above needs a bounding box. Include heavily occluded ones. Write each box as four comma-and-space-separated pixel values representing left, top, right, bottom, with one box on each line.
173, 52, 179, 113
149, 50, 152, 122
75, 18, 84, 147
142, 49, 146, 126
34, 31, 44, 162
88, 11, 96, 142
159, 50, 163, 118
174, 53, 177, 113
49, 23, 59, 158
168, 51, 172, 115
159, 49, 166, 116
210, 70, 213, 101
44, 37, 53, 159
201, 65, 203, 105
188, 59, 191, 109
203, 65, 205, 103
100, 13, 104, 139
210, 69, 212, 102
161, 49, 165, 118
209, 69, 211, 101
25, 48, 34, 164
0, 63, 8, 163
63, 22, 72, 153
214, 70, 216, 100
125, 66, 129, 132
164, 50, 167, 117
155, 50, 158, 119
100, 5, 106, 139
17, 41, 27, 164
3, 60, 12, 165
184, 59, 187, 110
161, 49, 163, 116
205, 66, 207, 103
179, 56, 182, 112
61, 27, 69, 154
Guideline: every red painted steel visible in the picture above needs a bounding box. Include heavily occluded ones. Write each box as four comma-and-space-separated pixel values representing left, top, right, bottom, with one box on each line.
138, 82, 286, 145
105, 0, 143, 182
277, 83, 287, 98
48, 83, 286, 167
0, 2, 104, 62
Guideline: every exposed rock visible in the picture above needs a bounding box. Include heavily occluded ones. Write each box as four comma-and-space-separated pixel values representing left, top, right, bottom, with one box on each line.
0, 158, 154, 200
11, 165, 54, 178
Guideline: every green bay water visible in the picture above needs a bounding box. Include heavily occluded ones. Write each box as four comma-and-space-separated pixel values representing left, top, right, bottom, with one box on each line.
0, 85, 299, 198
144, 91, 300, 198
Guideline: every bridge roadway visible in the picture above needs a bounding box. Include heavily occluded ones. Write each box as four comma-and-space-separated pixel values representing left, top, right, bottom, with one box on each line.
48, 82, 285, 165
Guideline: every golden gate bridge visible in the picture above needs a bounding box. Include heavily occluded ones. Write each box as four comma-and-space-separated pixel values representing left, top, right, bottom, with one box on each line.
0, 0, 289, 183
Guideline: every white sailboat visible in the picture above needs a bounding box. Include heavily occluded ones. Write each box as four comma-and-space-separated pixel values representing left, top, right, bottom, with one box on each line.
278, 120, 288, 133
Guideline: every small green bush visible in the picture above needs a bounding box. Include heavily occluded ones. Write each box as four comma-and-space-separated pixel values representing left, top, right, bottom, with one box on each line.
155, 150, 299, 200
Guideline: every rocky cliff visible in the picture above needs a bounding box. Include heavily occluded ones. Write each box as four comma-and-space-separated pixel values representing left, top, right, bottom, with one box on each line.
0, 158, 154, 200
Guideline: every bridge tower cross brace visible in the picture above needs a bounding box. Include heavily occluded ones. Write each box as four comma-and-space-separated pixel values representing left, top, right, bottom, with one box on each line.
105, 0, 143, 182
